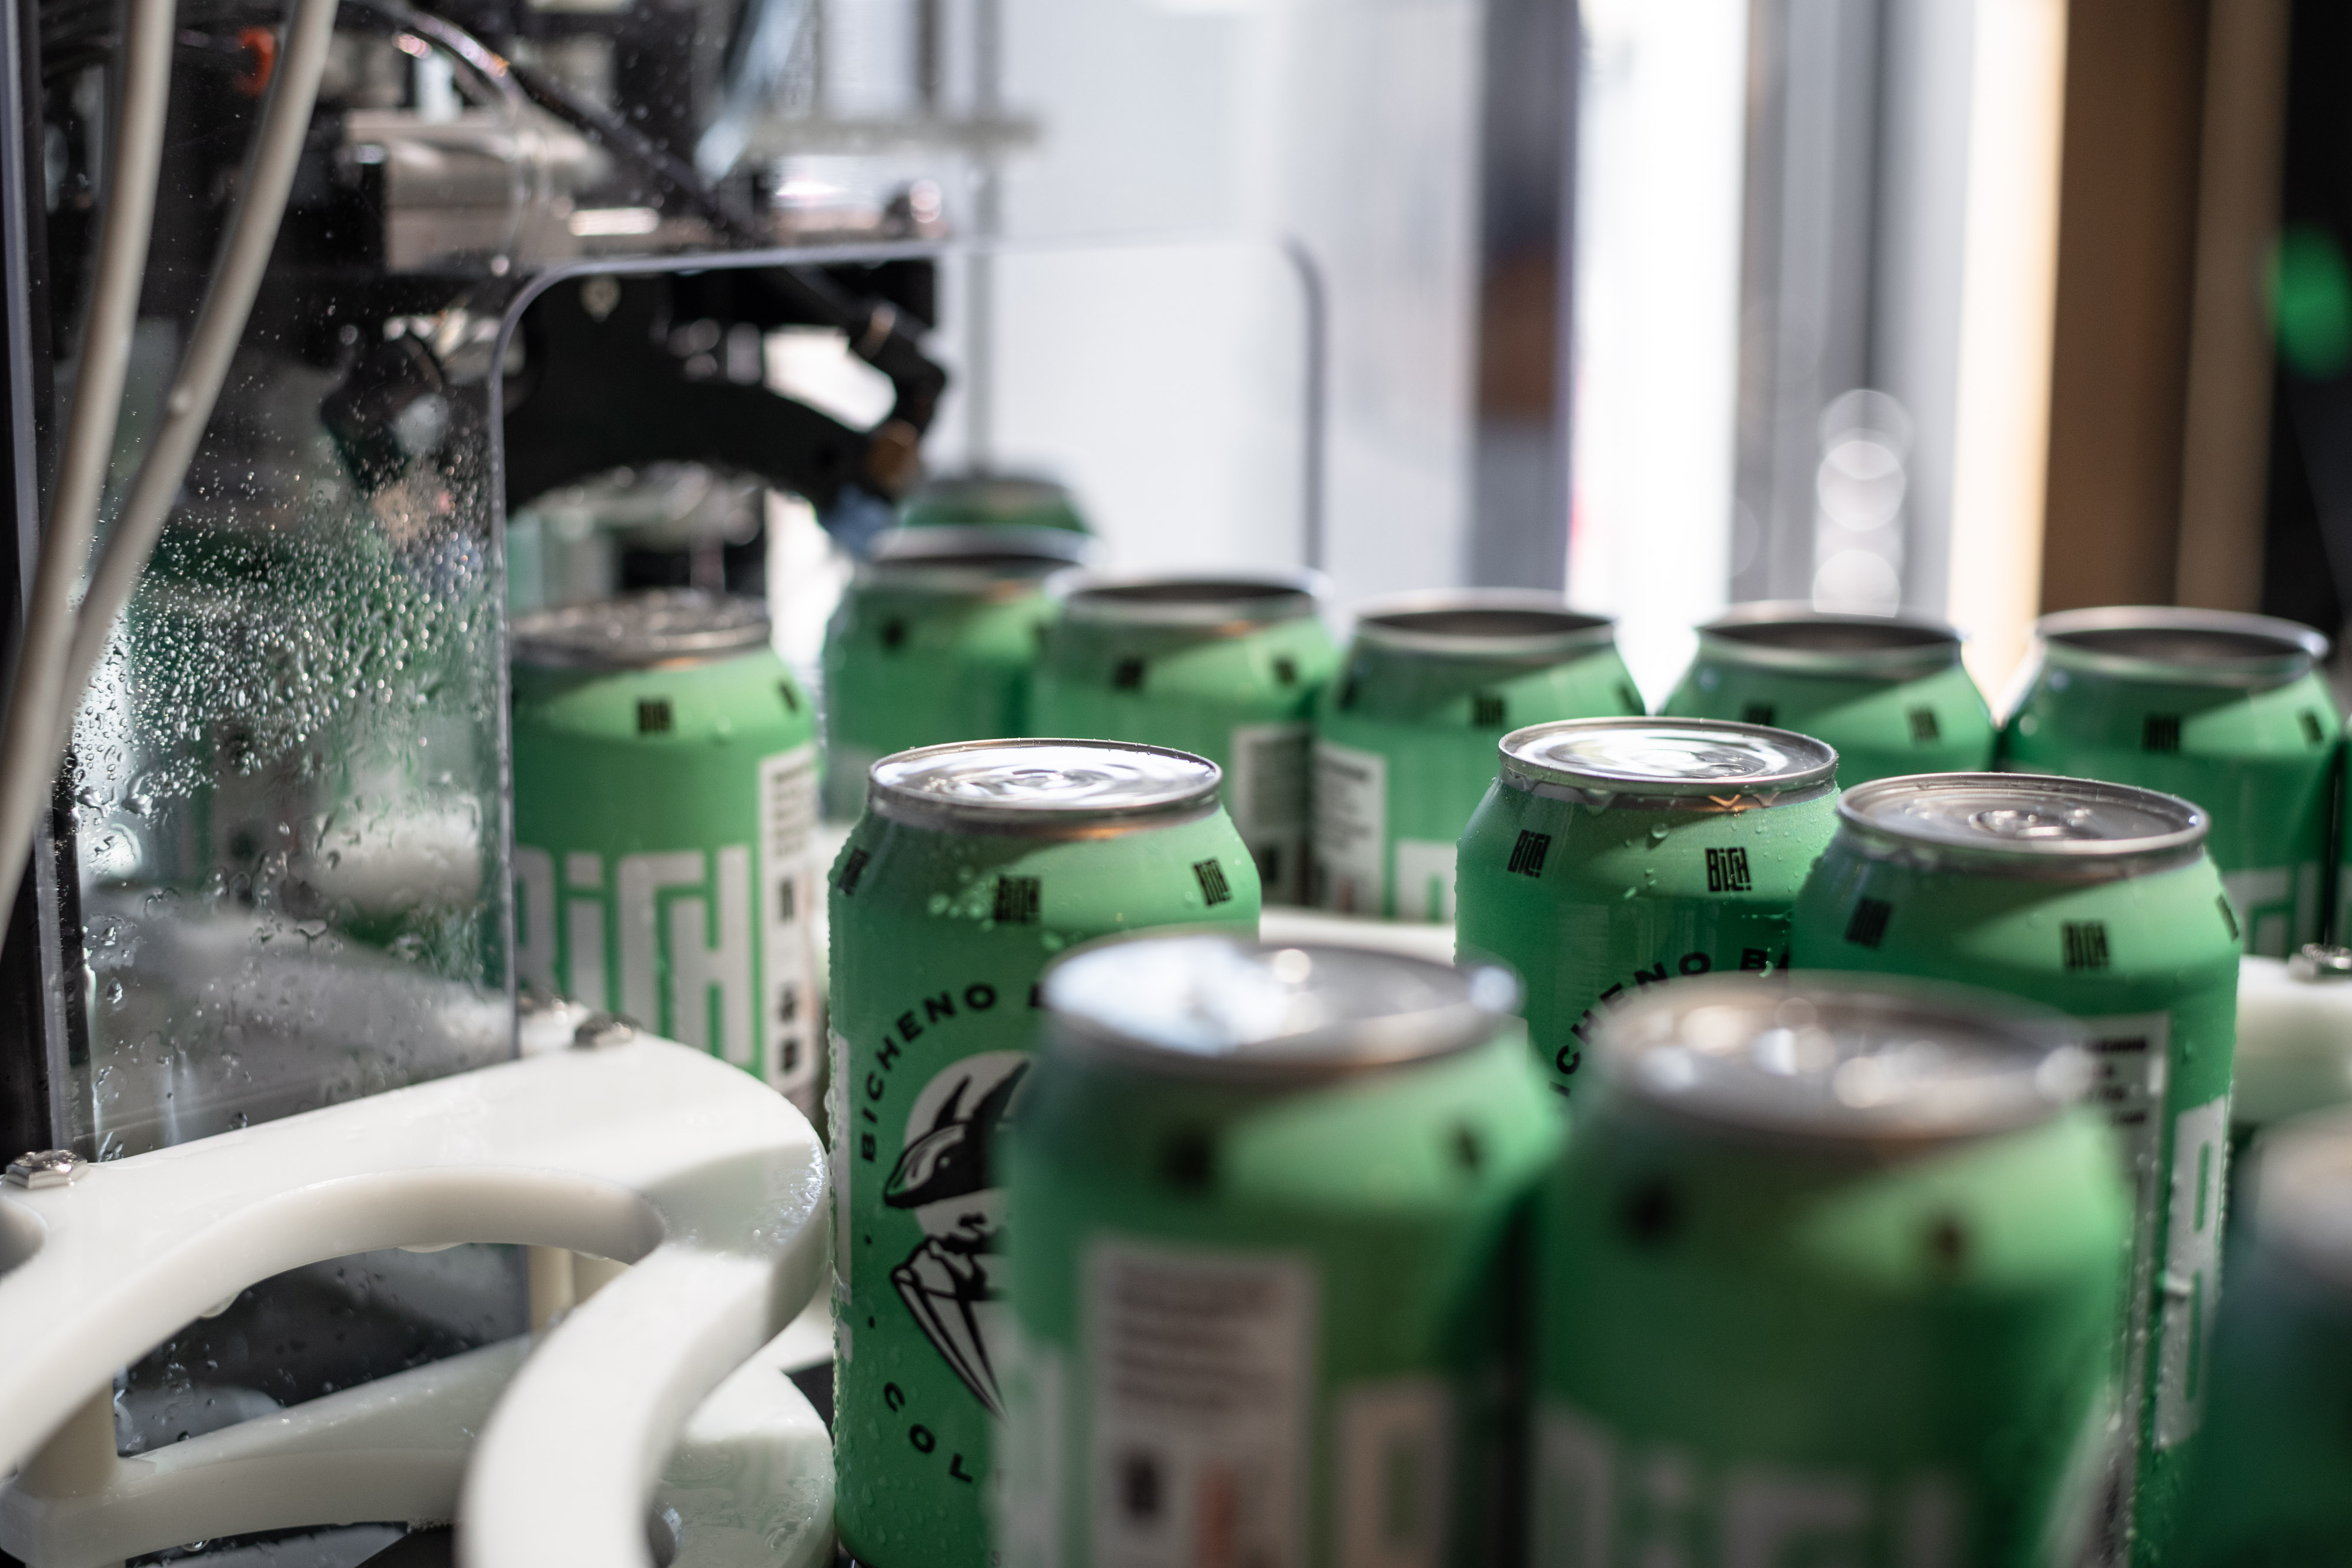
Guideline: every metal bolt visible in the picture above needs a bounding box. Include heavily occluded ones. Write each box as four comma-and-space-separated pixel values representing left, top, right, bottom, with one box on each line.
573, 1012, 637, 1049
5, 1149, 85, 1189
2289, 944, 2352, 982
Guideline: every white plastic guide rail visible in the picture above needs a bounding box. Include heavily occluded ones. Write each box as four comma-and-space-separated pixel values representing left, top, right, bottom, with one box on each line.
0, 1032, 830, 1568
2236, 950, 2352, 1128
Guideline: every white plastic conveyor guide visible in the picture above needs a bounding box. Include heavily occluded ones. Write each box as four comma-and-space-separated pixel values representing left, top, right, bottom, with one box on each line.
0, 1029, 830, 1568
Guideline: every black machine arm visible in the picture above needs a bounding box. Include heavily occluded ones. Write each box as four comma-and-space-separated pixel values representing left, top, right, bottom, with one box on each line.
498, 270, 913, 527
331, 0, 950, 543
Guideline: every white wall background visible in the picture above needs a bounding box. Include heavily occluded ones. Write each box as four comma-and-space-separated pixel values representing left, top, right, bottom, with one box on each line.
1564, 0, 1749, 701
907, 0, 1486, 604
792, 0, 2060, 700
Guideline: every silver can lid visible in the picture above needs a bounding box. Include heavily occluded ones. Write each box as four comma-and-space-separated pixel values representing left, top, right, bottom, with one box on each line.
1498, 718, 1837, 808
1836, 773, 2208, 877
869, 738, 1222, 834
1695, 601, 1963, 676
511, 589, 772, 670
870, 524, 1092, 567
857, 527, 1085, 596
2251, 1108, 2352, 1293
901, 473, 1087, 530
1051, 566, 1327, 630
1597, 973, 2090, 1143
2035, 606, 2329, 687
1351, 590, 1618, 658
1044, 932, 1521, 1081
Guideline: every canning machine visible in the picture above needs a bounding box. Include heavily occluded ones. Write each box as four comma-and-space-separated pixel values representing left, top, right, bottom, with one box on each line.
0, 0, 979, 1562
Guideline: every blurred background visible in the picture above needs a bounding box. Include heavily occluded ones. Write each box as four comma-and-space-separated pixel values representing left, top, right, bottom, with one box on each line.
487, 0, 2352, 706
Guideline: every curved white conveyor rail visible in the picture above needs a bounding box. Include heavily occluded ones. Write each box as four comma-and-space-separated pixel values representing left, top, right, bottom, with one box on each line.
0, 1032, 827, 1568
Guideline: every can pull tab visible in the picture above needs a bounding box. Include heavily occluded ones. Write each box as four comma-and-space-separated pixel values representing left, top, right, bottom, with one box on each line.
2287, 944, 2352, 982
1967, 806, 2097, 840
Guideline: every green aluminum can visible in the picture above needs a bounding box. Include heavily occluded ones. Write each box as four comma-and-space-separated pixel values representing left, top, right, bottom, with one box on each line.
1997, 607, 2340, 957
828, 739, 1262, 1567
1789, 773, 2241, 1565
999, 934, 1560, 1568
1311, 592, 1643, 922
901, 473, 1093, 537
509, 590, 823, 1112
1030, 569, 1342, 904
2188, 1106, 2352, 1564
1454, 718, 1840, 1101
1661, 601, 1996, 785
1533, 973, 2127, 1567
821, 525, 1090, 816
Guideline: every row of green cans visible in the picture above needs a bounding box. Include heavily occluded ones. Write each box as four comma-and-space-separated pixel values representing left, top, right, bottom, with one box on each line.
1308, 598, 1994, 927
991, 938, 2134, 1568
993, 936, 2352, 1568
1448, 721, 2241, 1562
826, 557, 1341, 901
509, 590, 826, 1115
833, 578, 1999, 931
1998, 606, 2341, 956
826, 737, 1262, 1567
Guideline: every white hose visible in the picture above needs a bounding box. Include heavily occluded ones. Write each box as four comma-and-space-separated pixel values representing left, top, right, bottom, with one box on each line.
0, 0, 174, 927
0, 0, 344, 945
58, 0, 344, 756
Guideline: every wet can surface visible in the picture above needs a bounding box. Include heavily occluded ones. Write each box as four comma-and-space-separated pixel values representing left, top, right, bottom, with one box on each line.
1661, 601, 1995, 785
1533, 974, 2127, 1568
510, 590, 823, 1111
1311, 592, 1643, 922
1789, 773, 2241, 1565
1997, 606, 2340, 955
2189, 1107, 2352, 1563
1028, 569, 1342, 904
1000, 934, 1561, 1568
828, 740, 1261, 1567
820, 525, 1089, 816
1454, 718, 1840, 1099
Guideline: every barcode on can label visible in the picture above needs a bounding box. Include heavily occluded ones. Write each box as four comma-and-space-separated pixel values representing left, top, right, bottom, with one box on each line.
2155, 1094, 2228, 1450
761, 744, 821, 1109
1230, 722, 1311, 901
1087, 1238, 1313, 1568
2077, 1012, 2170, 1510
1312, 738, 1387, 914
